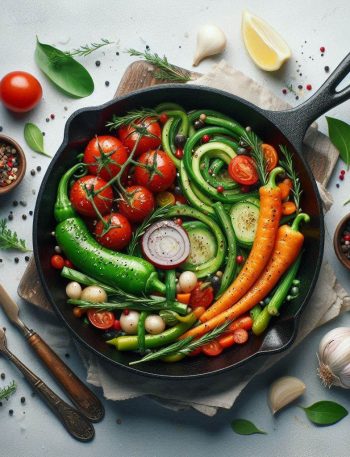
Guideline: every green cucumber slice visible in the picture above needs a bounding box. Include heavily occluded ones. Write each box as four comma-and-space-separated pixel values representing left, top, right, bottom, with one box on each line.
182, 222, 217, 269
230, 202, 260, 247
241, 197, 260, 208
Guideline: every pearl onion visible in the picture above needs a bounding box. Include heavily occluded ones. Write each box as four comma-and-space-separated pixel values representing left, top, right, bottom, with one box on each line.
80, 285, 107, 303
145, 315, 166, 335
65, 282, 82, 299
120, 311, 140, 335
178, 271, 197, 293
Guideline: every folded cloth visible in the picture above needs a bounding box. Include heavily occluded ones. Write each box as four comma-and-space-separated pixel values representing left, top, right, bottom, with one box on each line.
38, 61, 349, 416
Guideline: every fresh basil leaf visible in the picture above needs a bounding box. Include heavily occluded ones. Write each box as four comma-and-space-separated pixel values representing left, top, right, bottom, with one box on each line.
231, 419, 267, 435
35, 38, 94, 98
302, 401, 348, 425
24, 122, 51, 157
326, 116, 350, 170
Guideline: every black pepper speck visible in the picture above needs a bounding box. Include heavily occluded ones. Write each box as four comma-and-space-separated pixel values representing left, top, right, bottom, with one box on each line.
0, 126, 3, 132
25, 256, 30, 262
14, 257, 19, 263
8, 214, 13, 221
29, 210, 33, 216
95, 60, 101, 67
105, 81, 110, 87
36, 166, 41, 172
0, 373, 5, 380
20, 396, 25, 404
13, 200, 18, 207
30, 170, 36, 176
9, 409, 13, 416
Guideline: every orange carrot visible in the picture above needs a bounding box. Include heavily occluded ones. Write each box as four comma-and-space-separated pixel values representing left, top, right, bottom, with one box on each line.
282, 201, 297, 215
228, 315, 253, 332
193, 306, 206, 318
180, 213, 309, 340
278, 178, 293, 200
200, 167, 284, 323
176, 293, 191, 304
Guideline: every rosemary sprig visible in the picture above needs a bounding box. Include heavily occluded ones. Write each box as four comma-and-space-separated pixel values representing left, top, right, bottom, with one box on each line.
0, 380, 16, 401
0, 219, 30, 252
66, 38, 114, 57
129, 320, 232, 365
127, 205, 170, 255
240, 129, 268, 185
279, 145, 303, 211
106, 108, 159, 130
126, 49, 192, 83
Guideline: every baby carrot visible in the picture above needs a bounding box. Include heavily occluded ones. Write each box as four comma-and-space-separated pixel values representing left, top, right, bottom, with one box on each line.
282, 201, 297, 215
278, 178, 293, 200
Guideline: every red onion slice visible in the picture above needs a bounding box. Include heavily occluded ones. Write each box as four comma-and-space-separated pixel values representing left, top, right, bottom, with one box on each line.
142, 220, 190, 269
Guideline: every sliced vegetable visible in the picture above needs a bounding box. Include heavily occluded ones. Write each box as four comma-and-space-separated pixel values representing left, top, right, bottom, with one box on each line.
190, 284, 214, 309
181, 221, 217, 270
262, 144, 278, 172
176, 293, 191, 305
228, 155, 259, 185
232, 328, 249, 344
87, 309, 114, 330
230, 201, 260, 248
202, 340, 223, 357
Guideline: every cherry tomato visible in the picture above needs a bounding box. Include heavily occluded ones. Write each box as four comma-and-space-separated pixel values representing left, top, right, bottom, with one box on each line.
112, 319, 121, 331
174, 194, 187, 205
262, 144, 279, 172
83, 135, 129, 181
118, 117, 161, 157
217, 333, 236, 349
94, 212, 132, 250
190, 285, 214, 309
159, 113, 168, 124
87, 309, 115, 330
228, 155, 259, 186
232, 328, 249, 344
134, 150, 176, 192
51, 255, 64, 270
119, 185, 155, 223
69, 175, 113, 218
64, 259, 74, 269
187, 347, 202, 357
0, 71, 42, 112
175, 148, 183, 159
202, 340, 223, 357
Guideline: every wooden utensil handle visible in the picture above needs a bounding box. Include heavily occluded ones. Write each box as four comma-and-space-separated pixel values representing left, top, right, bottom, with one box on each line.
27, 332, 104, 422
5, 350, 94, 442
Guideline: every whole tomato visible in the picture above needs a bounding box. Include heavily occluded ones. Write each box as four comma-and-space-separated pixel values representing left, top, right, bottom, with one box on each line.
0, 71, 42, 112
70, 175, 113, 218
118, 117, 161, 157
94, 212, 132, 251
119, 185, 155, 223
83, 135, 129, 181
134, 150, 176, 192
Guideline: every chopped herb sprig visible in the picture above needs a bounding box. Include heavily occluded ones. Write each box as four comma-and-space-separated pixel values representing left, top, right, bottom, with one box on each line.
106, 108, 159, 131
240, 129, 268, 185
279, 145, 302, 211
66, 38, 114, 57
0, 380, 16, 401
0, 219, 30, 252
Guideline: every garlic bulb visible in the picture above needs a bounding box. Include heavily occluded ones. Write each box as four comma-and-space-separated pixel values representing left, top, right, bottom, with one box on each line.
193, 24, 227, 66
268, 376, 306, 414
318, 327, 350, 388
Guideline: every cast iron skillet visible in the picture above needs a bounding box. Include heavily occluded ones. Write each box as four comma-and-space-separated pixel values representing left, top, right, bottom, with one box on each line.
34, 54, 350, 379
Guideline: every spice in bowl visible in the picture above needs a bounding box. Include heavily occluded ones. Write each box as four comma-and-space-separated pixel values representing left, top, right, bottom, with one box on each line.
0, 135, 26, 195
334, 214, 350, 269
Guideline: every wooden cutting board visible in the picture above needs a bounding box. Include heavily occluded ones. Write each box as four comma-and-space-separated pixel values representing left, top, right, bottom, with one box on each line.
18, 60, 337, 310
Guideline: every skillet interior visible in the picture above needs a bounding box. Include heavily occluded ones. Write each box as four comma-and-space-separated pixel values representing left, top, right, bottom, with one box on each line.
34, 85, 324, 379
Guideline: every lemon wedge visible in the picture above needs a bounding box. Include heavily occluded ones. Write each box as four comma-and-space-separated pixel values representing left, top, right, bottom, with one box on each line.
242, 11, 291, 71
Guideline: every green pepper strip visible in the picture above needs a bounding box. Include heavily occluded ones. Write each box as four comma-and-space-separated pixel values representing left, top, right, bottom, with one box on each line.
211, 135, 239, 150
62, 266, 122, 294
108, 313, 197, 351
213, 202, 237, 296
250, 304, 262, 322
137, 311, 148, 354
162, 118, 181, 169
187, 110, 235, 124
54, 163, 82, 222
165, 270, 176, 302
166, 205, 226, 277
168, 116, 181, 155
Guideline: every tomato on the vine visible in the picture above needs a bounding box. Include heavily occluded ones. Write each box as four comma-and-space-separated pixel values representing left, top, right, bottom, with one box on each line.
87, 309, 115, 330
94, 212, 132, 250
189, 284, 214, 309
118, 117, 161, 157
119, 185, 155, 223
69, 175, 113, 218
83, 135, 129, 181
134, 150, 176, 192
0, 71, 42, 112
228, 155, 259, 186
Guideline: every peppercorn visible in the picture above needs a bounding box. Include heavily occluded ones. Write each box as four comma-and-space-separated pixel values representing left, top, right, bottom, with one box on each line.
20, 396, 25, 404
30, 169, 36, 176
22, 214, 27, 220
9, 409, 13, 416
95, 60, 101, 67
36, 166, 41, 172
324, 66, 330, 73
29, 210, 33, 216
174, 133, 187, 148
14, 257, 19, 263
8, 214, 13, 221
105, 81, 110, 87
12, 200, 18, 207
194, 119, 205, 130
25, 256, 30, 262
0, 373, 5, 380
50, 114, 55, 120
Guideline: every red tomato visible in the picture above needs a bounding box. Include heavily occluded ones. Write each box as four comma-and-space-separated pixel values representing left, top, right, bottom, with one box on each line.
87, 309, 115, 330
202, 340, 223, 357
189, 285, 214, 309
64, 259, 74, 269
83, 135, 129, 181
262, 144, 279, 172
51, 255, 64, 270
70, 175, 113, 218
228, 155, 259, 185
232, 328, 249, 344
119, 185, 155, 223
118, 117, 161, 157
94, 212, 132, 250
217, 333, 236, 349
0, 71, 42, 112
187, 347, 202, 357
134, 150, 176, 192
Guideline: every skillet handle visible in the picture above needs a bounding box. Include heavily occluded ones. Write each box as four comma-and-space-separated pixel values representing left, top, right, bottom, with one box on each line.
269, 53, 350, 148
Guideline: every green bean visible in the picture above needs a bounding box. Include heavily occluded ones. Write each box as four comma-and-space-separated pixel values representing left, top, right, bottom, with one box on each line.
204, 115, 246, 138
187, 109, 234, 124
201, 156, 238, 190
137, 311, 148, 354
161, 118, 181, 168
155, 102, 185, 112
211, 135, 239, 150
250, 305, 262, 322
165, 270, 176, 302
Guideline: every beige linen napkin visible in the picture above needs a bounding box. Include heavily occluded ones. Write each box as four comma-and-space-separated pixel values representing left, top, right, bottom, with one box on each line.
39, 61, 350, 416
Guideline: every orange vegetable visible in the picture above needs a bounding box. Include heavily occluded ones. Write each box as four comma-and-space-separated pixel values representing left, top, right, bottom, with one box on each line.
232, 328, 249, 344
202, 340, 223, 357
176, 293, 191, 305
278, 178, 293, 200
217, 333, 236, 349
73, 307, 85, 318
228, 315, 253, 332
193, 306, 206, 318
262, 144, 279, 172
282, 201, 297, 215
180, 213, 309, 340
200, 168, 284, 323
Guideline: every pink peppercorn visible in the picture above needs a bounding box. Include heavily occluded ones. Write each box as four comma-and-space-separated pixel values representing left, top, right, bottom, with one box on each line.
306, 84, 312, 91
320, 46, 325, 53
340, 170, 346, 175
339, 175, 344, 181
217, 185, 224, 193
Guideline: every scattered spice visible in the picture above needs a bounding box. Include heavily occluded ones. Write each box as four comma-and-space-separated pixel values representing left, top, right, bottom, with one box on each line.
306, 84, 312, 91
50, 114, 55, 120
95, 60, 101, 67
30, 169, 36, 176
12, 200, 18, 207
29, 210, 33, 216
320, 46, 325, 53
0, 126, 3, 132
0, 142, 19, 188
1, 373, 5, 380
22, 214, 27, 220
116, 52, 119, 56
46, 118, 50, 123
36, 166, 41, 172
25, 256, 30, 262
20, 396, 25, 404
282, 88, 287, 95
8, 214, 13, 221
324, 66, 330, 73
14, 257, 19, 263
105, 81, 110, 87
65, 353, 70, 358
20, 201, 27, 207
9, 409, 13, 416
116, 418, 122, 425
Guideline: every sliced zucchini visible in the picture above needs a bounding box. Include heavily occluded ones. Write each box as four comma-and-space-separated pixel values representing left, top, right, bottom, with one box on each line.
241, 196, 260, 208
181, 221, 217, 270
230, 202, 259, 247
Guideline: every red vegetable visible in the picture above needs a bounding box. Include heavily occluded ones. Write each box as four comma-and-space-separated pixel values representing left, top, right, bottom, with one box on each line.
94, 212, 132, 251
202, 340, 223, 357
228, 155, 259, 186
118, 117, 161, 157
190, 284, 214, 309
0, 71, 42, 112
119, 185, 155, 223
51, 255, 64, 270
87, 310, 115, 330
69, 175, 113, 218
134, 150, 176, 192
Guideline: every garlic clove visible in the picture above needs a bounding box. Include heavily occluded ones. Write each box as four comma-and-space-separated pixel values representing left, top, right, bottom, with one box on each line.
268, 376, 306, 414
192, 24, 227, 67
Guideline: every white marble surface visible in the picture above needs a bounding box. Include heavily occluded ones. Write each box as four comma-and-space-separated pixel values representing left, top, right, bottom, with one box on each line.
0, 1, 350, 456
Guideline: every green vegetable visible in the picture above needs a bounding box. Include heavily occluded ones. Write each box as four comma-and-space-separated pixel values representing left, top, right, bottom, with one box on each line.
0, 219, 30, 252
250, 304, 262, 322
161, 117, 181, 168
230, 202, 260, 248
181, 221, 217, 270
301, 401, 348, 426
202, 156, 239, 190
326, 116, 350, 170
279, 145, 302, 211
231, 419, 267, 435
0, 380, 16, 401
61, 266, 120, 294
106, 108, 159, 131
137, 311, 148, 354
24, 123, 51, 157
165, 270, 176, 302
66, 38, 114, 57
35, 38, 94, 98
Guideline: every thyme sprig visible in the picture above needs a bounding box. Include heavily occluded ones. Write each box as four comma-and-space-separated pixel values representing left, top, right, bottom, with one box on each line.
129, 320, 232, 365
279, 145, 303, 211
240, 129, 268, 185
66, 38, 114, 57
0, 219, 30, 252
0, 380, 17, 401
106, 108, 159, 130
126, 49, 192, 83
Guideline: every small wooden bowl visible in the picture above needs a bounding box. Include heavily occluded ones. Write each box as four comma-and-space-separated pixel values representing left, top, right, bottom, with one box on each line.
333, 213, 350, 270
0, 134, 26, 196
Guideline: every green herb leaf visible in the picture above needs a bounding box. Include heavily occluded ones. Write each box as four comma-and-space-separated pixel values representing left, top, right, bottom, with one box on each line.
35, 38, 94, 98
24, 123, 51, 157
0, 381, 17, 401
326, 116, 350, 170
0, 219, 30, 252
66, 38, 114, 57
301, 401, 348, 425
231, 419, 267, 435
